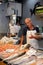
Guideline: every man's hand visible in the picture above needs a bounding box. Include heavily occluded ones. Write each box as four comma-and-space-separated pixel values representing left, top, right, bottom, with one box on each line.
29, 34, 42, 39
29, 34, 35, 39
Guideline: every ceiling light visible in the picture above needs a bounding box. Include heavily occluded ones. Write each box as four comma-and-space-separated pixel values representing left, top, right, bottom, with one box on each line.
0, 1, 2, 4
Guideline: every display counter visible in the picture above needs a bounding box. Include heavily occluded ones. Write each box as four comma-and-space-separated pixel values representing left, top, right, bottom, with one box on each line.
0, 35, 43, 65
0, 44, 43, 65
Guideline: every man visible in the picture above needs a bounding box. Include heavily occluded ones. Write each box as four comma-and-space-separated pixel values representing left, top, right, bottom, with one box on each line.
20, 18, 41, 49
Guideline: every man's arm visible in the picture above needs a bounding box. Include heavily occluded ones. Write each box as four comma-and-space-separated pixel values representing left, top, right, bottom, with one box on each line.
20, 35, 24, 46
29, 27, 43, 39
29, 34, 43, 39
18, 26, 26, 46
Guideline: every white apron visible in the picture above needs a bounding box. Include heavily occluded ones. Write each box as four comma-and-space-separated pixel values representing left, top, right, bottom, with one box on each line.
26, 30, 39, 49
